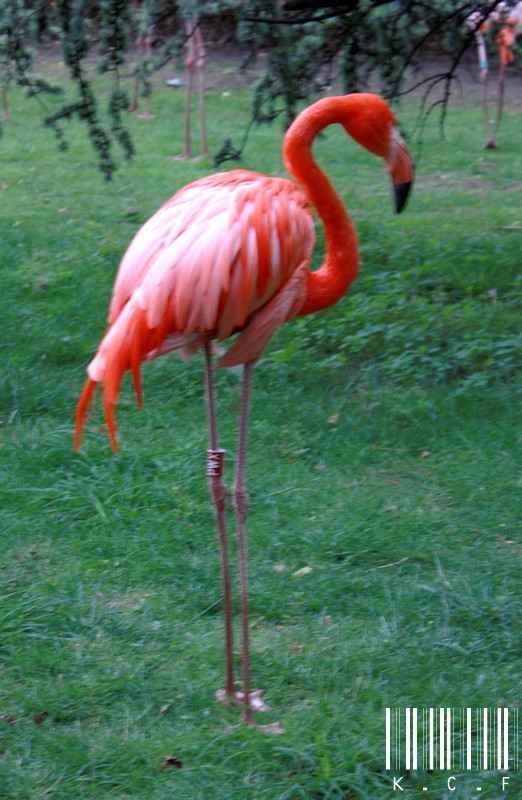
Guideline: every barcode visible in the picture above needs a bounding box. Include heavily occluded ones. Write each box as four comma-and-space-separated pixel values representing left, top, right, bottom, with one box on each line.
385, 708, 520, 772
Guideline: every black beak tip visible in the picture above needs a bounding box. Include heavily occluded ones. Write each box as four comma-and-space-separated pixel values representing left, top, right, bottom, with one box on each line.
394, 181, 412, 214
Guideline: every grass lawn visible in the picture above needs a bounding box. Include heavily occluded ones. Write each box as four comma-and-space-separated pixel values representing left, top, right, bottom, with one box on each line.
1, 63, 521, 799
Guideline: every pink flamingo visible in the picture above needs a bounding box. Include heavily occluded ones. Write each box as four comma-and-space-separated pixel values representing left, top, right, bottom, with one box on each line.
75, 93, 413, 726
492, 1, 522, 146
467, 2, 522, 148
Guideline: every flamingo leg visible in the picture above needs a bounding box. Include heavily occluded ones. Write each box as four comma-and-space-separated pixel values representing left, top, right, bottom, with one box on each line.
137, 31, 155, 120
203, 344, 235, 698
479, 68, 495, 148
494, 61, 506, 143
232, 361, 255, 724
1, 89, 8, 122
174, 20, 195, 160
194, 25, 209, 158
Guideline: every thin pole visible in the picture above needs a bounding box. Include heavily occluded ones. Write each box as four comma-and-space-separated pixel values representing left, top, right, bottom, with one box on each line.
233, 361, 254, 724
203, 343, 234, 696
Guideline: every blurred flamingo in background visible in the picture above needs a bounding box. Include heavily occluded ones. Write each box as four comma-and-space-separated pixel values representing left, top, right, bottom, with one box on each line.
75, 92, 413, 726
467, 1, 522, 148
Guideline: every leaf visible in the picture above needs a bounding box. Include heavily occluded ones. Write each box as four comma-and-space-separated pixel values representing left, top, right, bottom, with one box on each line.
160, 755, 183, 770
293, 566, 312, 577
328, 413, 340, 424
420, 450, 432, 459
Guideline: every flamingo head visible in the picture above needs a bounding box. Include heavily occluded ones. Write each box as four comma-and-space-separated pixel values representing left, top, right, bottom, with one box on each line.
339, 93, 414, 214
385, 126, 414, 213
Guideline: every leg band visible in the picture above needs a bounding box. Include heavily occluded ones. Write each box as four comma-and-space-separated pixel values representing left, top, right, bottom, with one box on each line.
206, 448, 225, 479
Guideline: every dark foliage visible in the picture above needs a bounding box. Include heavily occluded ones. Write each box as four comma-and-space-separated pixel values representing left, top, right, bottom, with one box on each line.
0, 0, 513, 175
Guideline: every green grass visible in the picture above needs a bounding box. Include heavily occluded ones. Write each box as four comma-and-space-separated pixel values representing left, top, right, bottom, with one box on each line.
1, 64, 521, 799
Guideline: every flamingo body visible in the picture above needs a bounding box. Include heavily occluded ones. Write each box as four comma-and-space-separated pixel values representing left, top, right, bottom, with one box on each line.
77, 170, 315, 449
110, 171, 314, 343
75, 93, 413, 725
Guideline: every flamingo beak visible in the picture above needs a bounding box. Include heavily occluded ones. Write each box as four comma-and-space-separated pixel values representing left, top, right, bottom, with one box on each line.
387, 128, 414, 214
394, 180, 412, 214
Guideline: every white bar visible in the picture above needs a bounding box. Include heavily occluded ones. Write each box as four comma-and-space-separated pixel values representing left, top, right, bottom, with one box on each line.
413, 708, 418, 770
477, 709, 480, 771
386, 708, 391, 770
440, 708, 445, 769
467, 708, 472, 770
429, 708, 434, 771
484, 708, 488, 770
497, 708, 502, 769
504, 708, 509, 771
421, 708, 424, 771
446, 707, 451, 770
406, 708, 411, 770
397, 708, 400, 770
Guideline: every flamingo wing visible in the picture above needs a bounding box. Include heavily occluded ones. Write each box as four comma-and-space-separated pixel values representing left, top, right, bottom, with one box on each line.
109, 170, 314, 333
216, 257, 310, 369
76, 169, 315, 450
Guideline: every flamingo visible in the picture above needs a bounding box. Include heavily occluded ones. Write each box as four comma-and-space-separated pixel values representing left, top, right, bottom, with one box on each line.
75, 93, 414, 726
467, 1, 522, 148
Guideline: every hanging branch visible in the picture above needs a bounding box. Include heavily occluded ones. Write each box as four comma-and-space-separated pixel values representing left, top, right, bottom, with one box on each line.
47, 0, 116, 179
1, 1, 514, 174
215, 0, 512, 166
0, 0, 62, 130
98, 0, 135, 162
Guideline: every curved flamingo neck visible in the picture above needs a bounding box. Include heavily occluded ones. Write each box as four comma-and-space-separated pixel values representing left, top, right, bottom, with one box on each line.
283, 98, 359, 317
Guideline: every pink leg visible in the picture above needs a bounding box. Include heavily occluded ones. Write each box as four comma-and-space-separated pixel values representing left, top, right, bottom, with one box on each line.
174, 20, 195, 160
129, 75, 139, 113
1, 89, 8, 122
233, 361, 255, 724
203, 344, 235, 698
221, 363, 283, 733
493, 62, 506, 144
194, 26, 209, 158
138, 93, 154, 120
137, 33, 155, 120
129, 34, 143, 113
479, 68, 496, 148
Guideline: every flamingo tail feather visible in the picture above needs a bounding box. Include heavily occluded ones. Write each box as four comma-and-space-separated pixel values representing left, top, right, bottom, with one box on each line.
74, 378, 98, 451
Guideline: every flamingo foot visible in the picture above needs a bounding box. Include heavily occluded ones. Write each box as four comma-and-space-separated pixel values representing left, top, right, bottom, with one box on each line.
173, 152, 209, 163
138, 112, 155, 119
215, 688, 234, 704
484, 137, 497, 149
216, 688, 285, 734
234, 688, 271, 712
257, 720, 285, 735
215, 687, 271, 712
